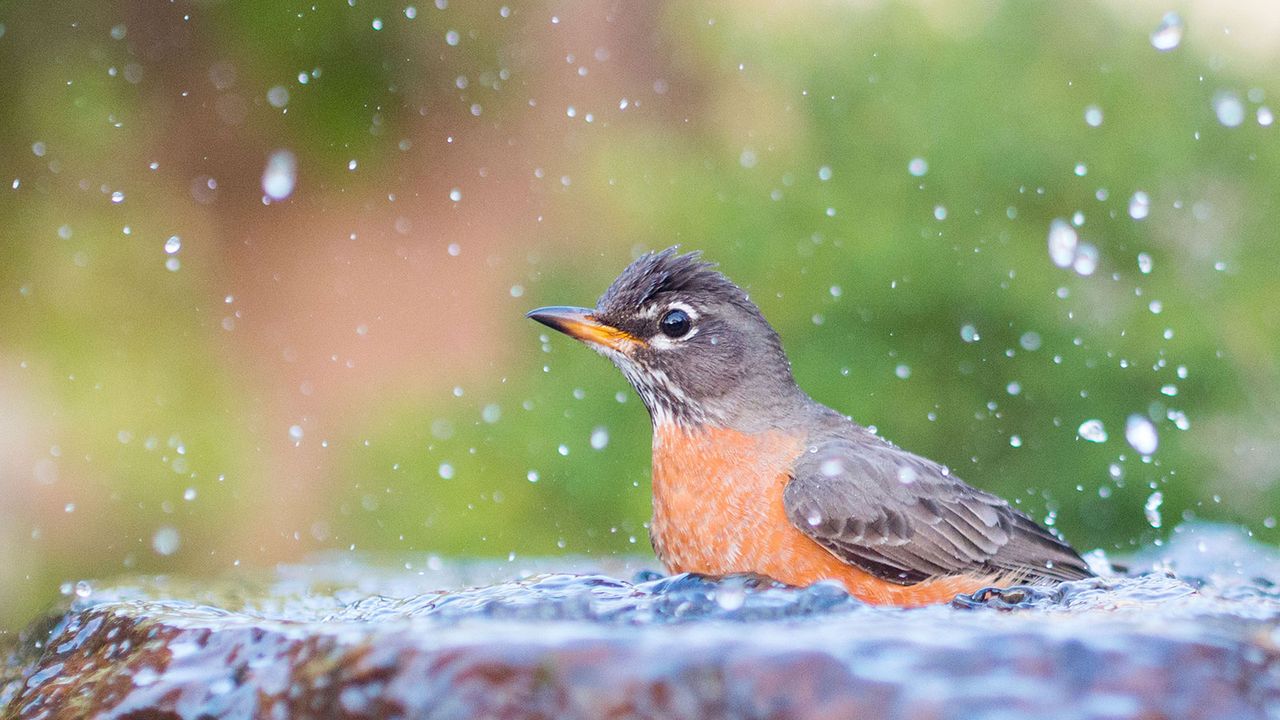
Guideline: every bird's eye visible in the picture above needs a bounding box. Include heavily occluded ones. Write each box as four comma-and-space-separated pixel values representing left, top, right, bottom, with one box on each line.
659, 308, 692, 338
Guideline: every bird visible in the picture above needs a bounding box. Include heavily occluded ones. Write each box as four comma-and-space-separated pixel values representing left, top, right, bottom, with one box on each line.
527, 248, 1093, 606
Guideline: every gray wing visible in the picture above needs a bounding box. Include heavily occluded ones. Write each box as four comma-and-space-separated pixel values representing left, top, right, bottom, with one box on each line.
783, 436, 1092, 585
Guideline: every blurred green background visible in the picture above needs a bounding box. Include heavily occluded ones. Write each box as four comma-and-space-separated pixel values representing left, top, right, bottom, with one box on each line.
1, 0, 1278, 632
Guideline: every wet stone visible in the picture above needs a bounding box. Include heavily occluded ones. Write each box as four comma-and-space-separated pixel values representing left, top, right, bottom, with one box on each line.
4, 525, 1280, 719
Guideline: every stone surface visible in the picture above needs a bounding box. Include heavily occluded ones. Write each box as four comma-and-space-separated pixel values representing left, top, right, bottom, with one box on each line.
4, 525, 1280, 719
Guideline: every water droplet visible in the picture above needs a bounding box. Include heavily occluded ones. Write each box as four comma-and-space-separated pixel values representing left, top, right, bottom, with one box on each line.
557, 444, 569, 456
960, 324, 980, 343
897, 466, 918, 484
1150, 12, 1183, 52
1125, 414, 1159, 455
111, 191, 124, 204
288, 424, 304, 441
74, 580, 92, 598
738, 149, 757, 168
266, 85, 290, 108
1047, 219, 1078, 269
262, 150, 297, 200
183, 487, 197, 501
526, 470, 539, 483
371, 17, 383, 30
1137, 252, 1153, 274
819, 458, 843, 477
933, 205, 947, 221
1019, 331, 1042, 351
449, 188, 462, 202
405, 6, 417, 19
590, 426, 609, 450
1077, 419, 1108, 443
445, 29, 460, 46
1128, 191, 1151, 220
481, 403, 502, 424
907, 157, 928, 176
164, 236, 182, 254
1144, 491, 1164, 528
1213, 91, 1245, 128
152, 526, 181, 556
1006, 381, 1021, 395
1258, 106, 1274, 127
715, 579, 747, 610
1009, 435, 1022, 448
438, 463, 455, 480
1084, 105, 1103, 127
1074, 162, 1087, 177
1072, 243, 1099, 276
894, 364, 911, 379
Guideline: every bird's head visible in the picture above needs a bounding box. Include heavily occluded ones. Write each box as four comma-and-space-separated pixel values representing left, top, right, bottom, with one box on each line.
527, 248, 805, 429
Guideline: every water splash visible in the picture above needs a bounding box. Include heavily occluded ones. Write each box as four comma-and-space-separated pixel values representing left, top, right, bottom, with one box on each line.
262, 150, 298, 200
589, 426, 609, 450
1125, 414, 1159, 455
1144, 491, 1164, 528
1213, 91, 1246, 128
1047, 219, 1078, 269
1128, 191, 1151, 220
1150, 12, 1183, 52
1077, 419, 1108, 443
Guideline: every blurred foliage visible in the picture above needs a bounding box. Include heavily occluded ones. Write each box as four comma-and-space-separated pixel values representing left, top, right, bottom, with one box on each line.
1, 0, 1278, 633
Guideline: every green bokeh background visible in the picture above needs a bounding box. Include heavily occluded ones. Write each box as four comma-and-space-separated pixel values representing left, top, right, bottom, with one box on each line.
1, 0, 1278, 632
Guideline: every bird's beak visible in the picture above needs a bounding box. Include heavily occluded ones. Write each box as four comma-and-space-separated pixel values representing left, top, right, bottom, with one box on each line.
526, 306, 642, 352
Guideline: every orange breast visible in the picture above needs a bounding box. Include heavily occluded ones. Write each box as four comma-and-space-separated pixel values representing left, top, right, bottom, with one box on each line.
649, 424, 999, 607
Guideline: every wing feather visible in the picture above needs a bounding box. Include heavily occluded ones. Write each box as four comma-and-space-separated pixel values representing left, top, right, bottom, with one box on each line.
783, 435, 1093, 586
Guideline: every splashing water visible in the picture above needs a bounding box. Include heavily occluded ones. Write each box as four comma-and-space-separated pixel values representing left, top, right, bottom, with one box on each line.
1077, 419, 1108, 443
1128, 191, 1151, 220
1125, 415, 1159, 455
1144, 491, 1164, 528
1047, 219, 1078, 269
1072, 243, 1099, 276
1150, 12, 1183, 52
262, 150, 298, 200
151, 526, 180, 556
590, 426, 609, 450
1213, 91, 1246, 128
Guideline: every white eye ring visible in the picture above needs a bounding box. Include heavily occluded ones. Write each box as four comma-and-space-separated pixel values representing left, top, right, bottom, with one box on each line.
649, 301, 698, 348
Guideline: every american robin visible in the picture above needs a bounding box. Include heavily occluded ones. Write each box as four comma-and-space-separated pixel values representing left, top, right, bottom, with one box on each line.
528, 249, 1092, 606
